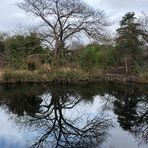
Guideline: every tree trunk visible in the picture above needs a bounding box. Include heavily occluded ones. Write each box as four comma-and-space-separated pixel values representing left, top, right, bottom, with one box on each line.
53, 40, 65, 65
124, 56, 128, 74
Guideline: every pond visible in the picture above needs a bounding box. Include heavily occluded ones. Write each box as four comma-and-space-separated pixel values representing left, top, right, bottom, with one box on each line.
0, 82, 147, 148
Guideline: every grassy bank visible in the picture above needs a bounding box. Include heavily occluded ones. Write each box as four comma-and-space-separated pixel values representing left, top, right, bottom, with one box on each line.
1, 67, 148, 85
1, 39, 147, 85
1, 67, 87, 84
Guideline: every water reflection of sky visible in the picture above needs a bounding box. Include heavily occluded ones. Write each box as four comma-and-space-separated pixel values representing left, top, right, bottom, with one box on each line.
0, 94, 114, 148
102, 126, 148, 148
0, 91, 147, 148
0, 107, 25, 148
0, 137, 24, 148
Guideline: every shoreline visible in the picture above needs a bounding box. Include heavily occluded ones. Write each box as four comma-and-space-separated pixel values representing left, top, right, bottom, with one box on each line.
0, 73, 147, 85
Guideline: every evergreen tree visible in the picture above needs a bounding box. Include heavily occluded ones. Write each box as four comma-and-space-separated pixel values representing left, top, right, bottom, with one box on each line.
116, 12, 143, 74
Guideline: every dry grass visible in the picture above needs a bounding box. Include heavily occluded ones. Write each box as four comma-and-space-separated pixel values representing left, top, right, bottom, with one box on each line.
0, 71, 2, 81
1, 66, 86, 84
1, 65, 148, 84
139, 71, 148, 81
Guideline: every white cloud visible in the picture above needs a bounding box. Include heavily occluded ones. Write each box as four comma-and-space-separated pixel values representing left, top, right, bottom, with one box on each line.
0, 0, 33, 31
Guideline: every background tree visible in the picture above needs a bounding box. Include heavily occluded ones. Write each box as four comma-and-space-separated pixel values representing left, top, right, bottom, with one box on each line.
79, 43, 117, 70
4, 33, 46, 69
116, 12, 143, 74
18, 0, 109, 63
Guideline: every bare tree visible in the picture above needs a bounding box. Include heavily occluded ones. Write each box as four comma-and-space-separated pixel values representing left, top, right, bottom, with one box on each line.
18, 0, 108, 62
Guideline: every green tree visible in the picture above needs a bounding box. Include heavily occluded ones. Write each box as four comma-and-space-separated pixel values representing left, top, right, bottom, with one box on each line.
116, 12, 143, 74
5, 33, 45, 68
80, 45, 98, 69
79, 43, 117, 69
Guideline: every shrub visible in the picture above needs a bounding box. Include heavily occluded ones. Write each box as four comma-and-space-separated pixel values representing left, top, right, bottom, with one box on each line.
79, 45, 98, 69
79, 44, 117, 69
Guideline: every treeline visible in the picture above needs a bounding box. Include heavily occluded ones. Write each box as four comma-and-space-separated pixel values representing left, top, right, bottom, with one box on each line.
80, 12, 148, 75
0, 12, 148, 82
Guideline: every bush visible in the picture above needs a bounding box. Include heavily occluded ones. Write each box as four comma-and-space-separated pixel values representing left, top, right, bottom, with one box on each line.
4, 33, 47, 69
79, 45, 98, 69
95, 45, 119, 66
79, 44, 117, 69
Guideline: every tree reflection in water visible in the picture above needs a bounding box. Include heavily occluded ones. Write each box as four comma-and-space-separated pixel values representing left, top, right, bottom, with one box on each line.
0, 82, 147, 147
112, 85, 148, 145
0, 84, 113, 148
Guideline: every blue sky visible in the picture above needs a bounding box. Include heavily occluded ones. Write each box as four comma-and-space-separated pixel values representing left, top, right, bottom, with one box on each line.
0, 0, 147, 32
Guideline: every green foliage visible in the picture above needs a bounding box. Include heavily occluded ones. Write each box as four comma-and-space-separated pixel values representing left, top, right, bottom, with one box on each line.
79, 45, 99, 69
116, 12, 143, 57
115, 12, 148, 74
1, 12, 148, 83
79, 44, 117, 69
4, 33, 46, 69
5, 33, 44, 55
0, 32, 7, 54
0, 41, 5, 54
96, 45, 117, 66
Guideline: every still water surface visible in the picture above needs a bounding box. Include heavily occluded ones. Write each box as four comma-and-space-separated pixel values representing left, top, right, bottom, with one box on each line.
0, 82, 147, 148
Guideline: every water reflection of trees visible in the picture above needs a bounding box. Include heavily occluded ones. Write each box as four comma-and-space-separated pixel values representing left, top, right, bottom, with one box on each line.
25, 90, 112, 148
0, 84, 45, 116
112, 85, 148, 144
0, 82, 147, 146
0, 84, 113, 148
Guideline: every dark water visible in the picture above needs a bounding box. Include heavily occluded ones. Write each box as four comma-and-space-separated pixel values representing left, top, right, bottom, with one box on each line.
0, 82, 147, 148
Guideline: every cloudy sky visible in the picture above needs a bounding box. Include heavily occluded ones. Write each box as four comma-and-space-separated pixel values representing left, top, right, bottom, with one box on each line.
0, 0, 148, 33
